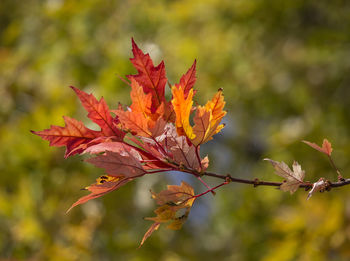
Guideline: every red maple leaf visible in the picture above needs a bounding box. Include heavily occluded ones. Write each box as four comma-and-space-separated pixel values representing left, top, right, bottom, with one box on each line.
127, 38, 167, 113
175, 59, 197, 98
32, 88, 125, 157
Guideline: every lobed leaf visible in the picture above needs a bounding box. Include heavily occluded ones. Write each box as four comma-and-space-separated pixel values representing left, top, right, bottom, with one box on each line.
67, 175, 129, 212
114, 110, 152, 137
191, 89, 226, 146
70, 86, 124, 138
302, 139, 333, 156
175, 60, 197, 98
86, 149, 146, 178
31, 116, 100, 157
171, 86, 195, 139
264, 159, 305, 194
127, 38, 167, 113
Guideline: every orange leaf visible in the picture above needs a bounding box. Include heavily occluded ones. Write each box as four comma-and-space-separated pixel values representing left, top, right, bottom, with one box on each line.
171, 86, 195, 139
191, 90, 226, 146
322, 139, 333, 156
129, 78, 152, 117
114, 110, 152, 137
302, 138, 333, 156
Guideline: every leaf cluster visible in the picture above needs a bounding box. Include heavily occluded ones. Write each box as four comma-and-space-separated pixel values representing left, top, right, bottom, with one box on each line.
32, 39, 227, 245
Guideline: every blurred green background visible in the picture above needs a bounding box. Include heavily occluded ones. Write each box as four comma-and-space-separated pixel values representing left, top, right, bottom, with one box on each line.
1, 0, 350, 260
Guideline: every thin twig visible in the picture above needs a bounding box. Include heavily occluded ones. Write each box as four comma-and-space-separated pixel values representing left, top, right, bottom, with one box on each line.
201, 171, 350, 189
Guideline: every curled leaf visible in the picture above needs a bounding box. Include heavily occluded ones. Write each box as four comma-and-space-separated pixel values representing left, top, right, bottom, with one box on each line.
307, 178, 327, 200
302, 139, 333, 156
141, 181, 195, 246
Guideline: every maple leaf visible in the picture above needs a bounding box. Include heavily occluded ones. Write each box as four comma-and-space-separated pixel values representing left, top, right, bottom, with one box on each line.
158, 124, 203, 171
264, 159, 305, 194
172, 87, 226, 146
86, 149, 146, 178
31, 116, 101, 157
114, 110, 152, 137
140, 181, 195, 247
171, 86, 195, 139
32, 87, 126, 157
175, 60, 197, 98
67, 175, 129, 212
127, 38, 167, 113
191, 89, 226, 146
70, 86, 124, 138
129, 78, 152, 117
302, 139, 333, 156
113, 79, 165, 137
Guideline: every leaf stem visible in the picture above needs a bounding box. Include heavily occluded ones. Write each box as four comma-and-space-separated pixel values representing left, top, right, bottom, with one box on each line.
194, 181, 228, 198
195, 146, 202, 172
196, 176, 216, 196
327, 155, 344, 181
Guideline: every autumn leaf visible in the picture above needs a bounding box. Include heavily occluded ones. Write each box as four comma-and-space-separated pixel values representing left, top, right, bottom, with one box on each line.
171, 87, 226, 146
191, 89, 226, 146
302, 139, 333, 156
32, 87, 126, 157
171, 86, 195, 139
114, 79, 165, 137
175, 60, 197, 98
151, 181, 195, 207
140, 181, 195, 247
129, 78, 152, 117
70, 86, 124, 138
67, 175, 128, 212
159, 124, 202, 171
86, 149, 146, 178
114, 110, 152, 137
127, 38, 167, 113
31, 116, 101, 157
307, 178, 327, 200
139, 222, 160, 248
264, 159, 305, 194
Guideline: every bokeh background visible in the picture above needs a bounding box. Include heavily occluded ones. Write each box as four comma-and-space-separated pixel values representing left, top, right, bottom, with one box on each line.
1, 0, 350, 260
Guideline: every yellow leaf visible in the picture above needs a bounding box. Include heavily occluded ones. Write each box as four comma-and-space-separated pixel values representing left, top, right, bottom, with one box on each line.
171, 86, 195, 139
192, 90, 226, 146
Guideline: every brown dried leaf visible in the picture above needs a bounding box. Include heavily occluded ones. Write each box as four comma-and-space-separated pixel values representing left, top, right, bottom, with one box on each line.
264, 159, 305, 194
